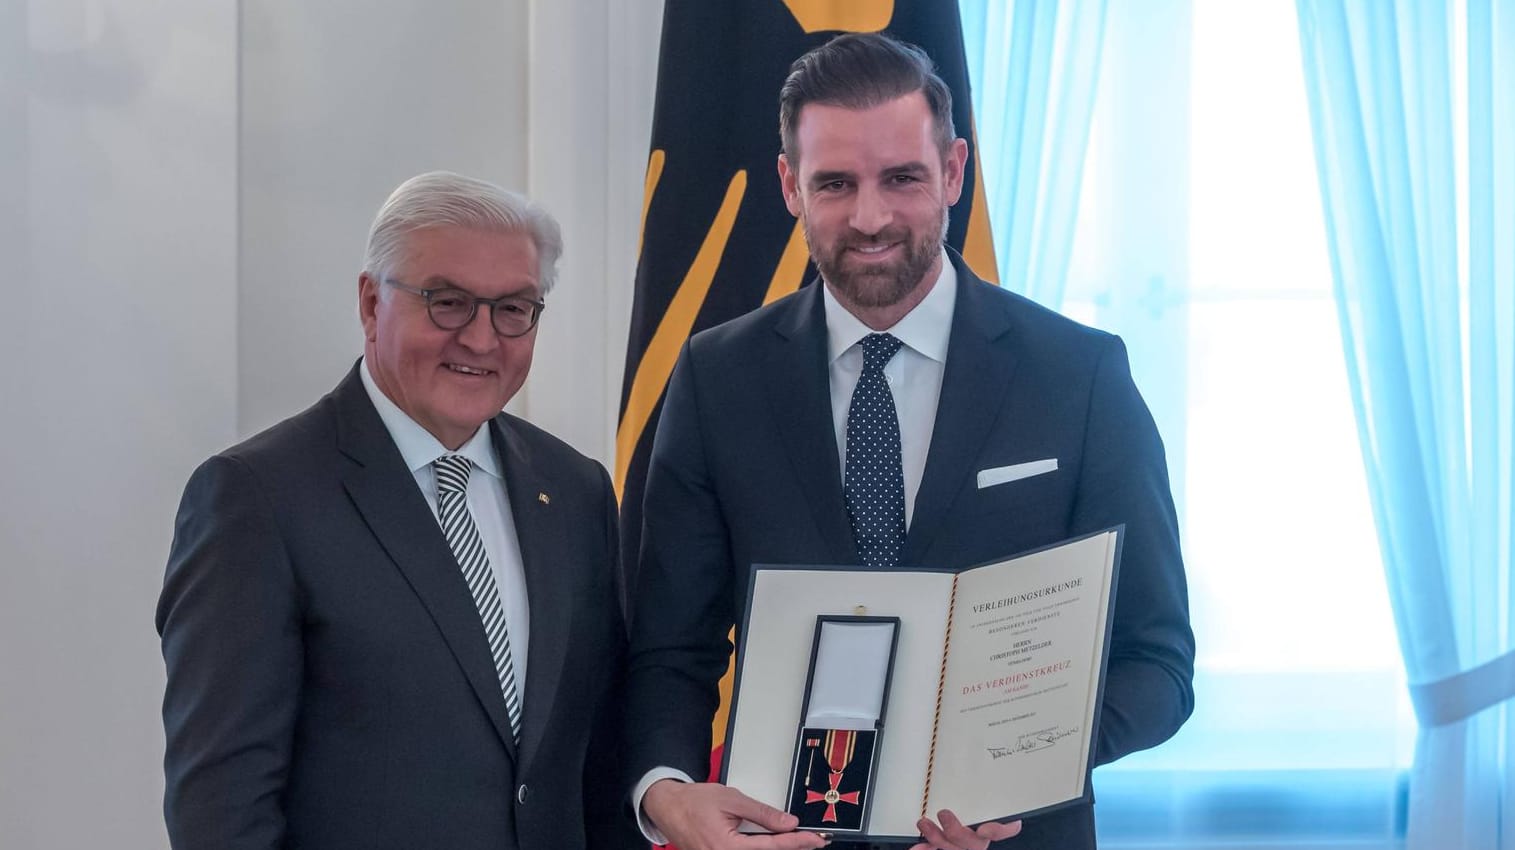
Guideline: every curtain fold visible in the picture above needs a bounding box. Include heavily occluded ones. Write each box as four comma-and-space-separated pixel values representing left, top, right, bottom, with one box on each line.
959, 0, 1108, 307
1295, 1, 1514, 847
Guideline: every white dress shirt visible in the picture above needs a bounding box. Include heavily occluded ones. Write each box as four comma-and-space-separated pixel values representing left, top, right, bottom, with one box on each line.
633, 252, 958, 840
823, 254, 956, 528
360, 358, 530, 690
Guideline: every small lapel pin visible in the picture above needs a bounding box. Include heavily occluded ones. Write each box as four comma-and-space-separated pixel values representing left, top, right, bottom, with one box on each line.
537, 492, 550, 505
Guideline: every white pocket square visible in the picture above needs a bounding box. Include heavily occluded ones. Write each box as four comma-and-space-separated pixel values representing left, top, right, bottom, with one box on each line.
977, 458, 1058, 489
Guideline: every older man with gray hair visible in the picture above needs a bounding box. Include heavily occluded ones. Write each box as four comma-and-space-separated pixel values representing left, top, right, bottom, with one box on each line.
158, 171, 637, 850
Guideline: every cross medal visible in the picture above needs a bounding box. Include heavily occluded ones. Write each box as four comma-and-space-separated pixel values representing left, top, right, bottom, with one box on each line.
805, 729, 862, 823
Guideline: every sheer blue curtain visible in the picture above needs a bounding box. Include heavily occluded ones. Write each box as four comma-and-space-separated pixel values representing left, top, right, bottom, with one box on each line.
968, 2, 1418, 846
1296, 1, 1515, 847
958, 0, 1108, 307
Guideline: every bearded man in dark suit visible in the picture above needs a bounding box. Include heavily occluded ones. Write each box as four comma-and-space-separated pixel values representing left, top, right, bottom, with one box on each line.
625, 34, 1195, 850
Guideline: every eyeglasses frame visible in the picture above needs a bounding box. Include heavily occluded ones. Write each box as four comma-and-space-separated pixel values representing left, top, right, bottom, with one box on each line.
380, 277, 546, 338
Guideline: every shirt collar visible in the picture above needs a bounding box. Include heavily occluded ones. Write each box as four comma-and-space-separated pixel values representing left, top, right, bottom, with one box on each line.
359, 357, 501, 478
822, 249, 957, 365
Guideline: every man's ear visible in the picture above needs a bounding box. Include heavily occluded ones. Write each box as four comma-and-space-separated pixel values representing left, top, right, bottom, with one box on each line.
777, 153, 803, 217
358, 273, 380, 342
942, 137, 969, 206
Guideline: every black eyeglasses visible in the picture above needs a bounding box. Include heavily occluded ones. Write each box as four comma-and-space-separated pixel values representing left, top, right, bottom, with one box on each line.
382, 279, 545, 338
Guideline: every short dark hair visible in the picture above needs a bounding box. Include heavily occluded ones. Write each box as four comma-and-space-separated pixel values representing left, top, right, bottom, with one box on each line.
778, 32, 956, 162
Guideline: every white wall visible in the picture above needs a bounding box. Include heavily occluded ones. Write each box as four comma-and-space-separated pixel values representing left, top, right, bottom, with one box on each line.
0, 2, 239, 847
525, 0, 662, 458
238, 0, 531, 436
0, 1, 661, 847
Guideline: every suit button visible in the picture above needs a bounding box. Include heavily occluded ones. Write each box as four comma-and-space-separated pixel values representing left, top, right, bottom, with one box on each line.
517, 784, 530, 804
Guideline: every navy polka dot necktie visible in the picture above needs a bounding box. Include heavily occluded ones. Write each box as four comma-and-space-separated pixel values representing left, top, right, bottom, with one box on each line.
844, 333, 906, 569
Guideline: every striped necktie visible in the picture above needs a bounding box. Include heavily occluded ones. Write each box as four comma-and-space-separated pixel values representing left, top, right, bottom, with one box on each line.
434, 454, 522, 741
844, 333, 907, 569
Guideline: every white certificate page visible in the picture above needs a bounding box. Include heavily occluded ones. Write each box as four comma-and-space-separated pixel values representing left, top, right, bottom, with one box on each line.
927, 531, 1118, 822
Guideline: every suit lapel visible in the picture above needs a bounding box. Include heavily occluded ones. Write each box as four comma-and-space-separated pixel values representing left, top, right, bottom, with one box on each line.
764, 283, 860, 566
901, 255, 1020, 566
490, 416, 572, 774
333, 367, 519, 761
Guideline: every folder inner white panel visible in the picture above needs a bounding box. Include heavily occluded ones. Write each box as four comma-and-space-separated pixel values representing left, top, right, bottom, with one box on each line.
805, 621, 895, 729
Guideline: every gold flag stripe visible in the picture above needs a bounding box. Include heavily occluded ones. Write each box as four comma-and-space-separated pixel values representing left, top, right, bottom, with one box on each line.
962, 120, 999, 284
614, 169, 748, 500
711, 626, 737, 759
636, 150, 667, 262
762, 220, 811, 305
782, 0, 894, 33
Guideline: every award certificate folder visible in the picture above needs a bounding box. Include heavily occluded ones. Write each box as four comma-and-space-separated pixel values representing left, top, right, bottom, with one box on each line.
720, 529, 1123, 842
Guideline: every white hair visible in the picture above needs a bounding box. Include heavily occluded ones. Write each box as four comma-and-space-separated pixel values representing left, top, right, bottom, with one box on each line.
363, 170, 563, 294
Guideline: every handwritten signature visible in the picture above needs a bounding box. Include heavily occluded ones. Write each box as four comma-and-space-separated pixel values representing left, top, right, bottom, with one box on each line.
987, 726, 1079, 759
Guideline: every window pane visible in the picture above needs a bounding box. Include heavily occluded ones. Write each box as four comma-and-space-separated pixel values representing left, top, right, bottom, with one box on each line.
1184, 299, 1397, 674
967, 3, 1420, 842
1189, 0, 1333, 296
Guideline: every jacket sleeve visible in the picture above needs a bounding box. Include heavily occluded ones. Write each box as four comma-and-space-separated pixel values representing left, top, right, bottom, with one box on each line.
1072, 336, 1196, 765
583, 464, 647, 849
157, 454, 301, 850
623, 342, 737, 790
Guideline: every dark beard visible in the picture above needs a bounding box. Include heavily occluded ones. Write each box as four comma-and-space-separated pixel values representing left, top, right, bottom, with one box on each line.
807, 208, 948, 309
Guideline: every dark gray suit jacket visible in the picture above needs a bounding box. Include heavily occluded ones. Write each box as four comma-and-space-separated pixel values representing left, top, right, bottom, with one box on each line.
625, 251, 1195, 849
158, 364, 639, 850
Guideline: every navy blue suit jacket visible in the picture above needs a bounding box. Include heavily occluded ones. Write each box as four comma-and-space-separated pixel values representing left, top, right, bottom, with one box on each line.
158, 364, 639, 850
626, 252, 1195, 849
